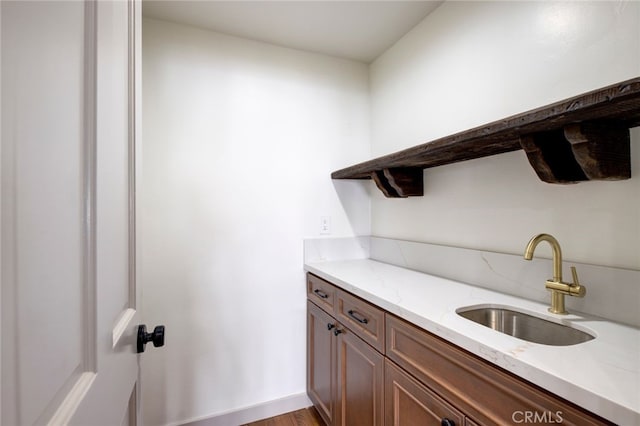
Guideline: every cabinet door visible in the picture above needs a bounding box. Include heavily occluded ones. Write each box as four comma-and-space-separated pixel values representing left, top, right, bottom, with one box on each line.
335, 325, 384, 426
308, 300, 336, 425
385, 360, 464, 426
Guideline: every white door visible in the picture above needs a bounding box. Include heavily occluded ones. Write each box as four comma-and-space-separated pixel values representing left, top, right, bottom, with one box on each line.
1, 1, 152, 425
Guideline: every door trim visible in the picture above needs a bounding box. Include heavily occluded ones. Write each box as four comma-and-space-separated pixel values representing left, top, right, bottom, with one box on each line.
127, 0, 137, 310
82, 0, 98, 374
113, 308, 137, 348
47, 373, 97, 426
45, 2, 98, 422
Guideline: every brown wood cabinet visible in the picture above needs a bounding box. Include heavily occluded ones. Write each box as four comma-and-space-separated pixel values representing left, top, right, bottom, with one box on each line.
307, 274, 385, 426
386, 314, 612, 426
306, 273, 614, 426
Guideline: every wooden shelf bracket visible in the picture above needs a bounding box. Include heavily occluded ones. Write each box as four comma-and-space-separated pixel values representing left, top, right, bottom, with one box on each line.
565, 121, 631, 181
372, 168, 423, 198
520, 121, 631, 184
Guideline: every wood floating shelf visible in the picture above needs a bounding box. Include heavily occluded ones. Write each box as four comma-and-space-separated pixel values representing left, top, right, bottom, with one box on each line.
332, 77, 640, 198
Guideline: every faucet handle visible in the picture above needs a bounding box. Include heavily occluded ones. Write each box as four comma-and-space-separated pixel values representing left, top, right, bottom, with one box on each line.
569, 266, 586, 297
570, 266, 580, 285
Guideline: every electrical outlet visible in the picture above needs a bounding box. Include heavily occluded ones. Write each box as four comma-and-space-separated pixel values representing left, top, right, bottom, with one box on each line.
320, 216, 331, 235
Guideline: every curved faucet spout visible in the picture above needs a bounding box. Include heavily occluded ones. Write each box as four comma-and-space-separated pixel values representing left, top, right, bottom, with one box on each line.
524, 233, 563, 282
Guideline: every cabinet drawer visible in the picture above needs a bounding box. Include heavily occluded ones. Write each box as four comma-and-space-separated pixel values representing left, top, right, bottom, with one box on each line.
336, 288, 385, 353
385, 359, 464, 426
307, 273, 336, 314
386, 314, 611, 426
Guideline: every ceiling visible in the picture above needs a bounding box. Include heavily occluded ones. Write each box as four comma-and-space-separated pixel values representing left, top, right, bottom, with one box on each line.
142, 1, 443, 63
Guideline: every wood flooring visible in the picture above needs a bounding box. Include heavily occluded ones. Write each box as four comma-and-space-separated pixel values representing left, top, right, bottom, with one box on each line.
242, 407, 324, 426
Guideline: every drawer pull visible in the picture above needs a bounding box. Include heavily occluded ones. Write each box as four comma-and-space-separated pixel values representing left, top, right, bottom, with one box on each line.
333, 328, 343, 336
441, 419, 455, 426
348, 310, 369, 324
313, 289, 329, 299
327, 323, 335, 331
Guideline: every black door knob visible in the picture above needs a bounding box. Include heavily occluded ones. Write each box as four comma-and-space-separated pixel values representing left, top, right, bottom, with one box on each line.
137, 324, 165, 353
441, 419, 455, 426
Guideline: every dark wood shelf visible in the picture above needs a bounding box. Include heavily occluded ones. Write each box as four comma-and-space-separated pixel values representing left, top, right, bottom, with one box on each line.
332, 77, 640, 198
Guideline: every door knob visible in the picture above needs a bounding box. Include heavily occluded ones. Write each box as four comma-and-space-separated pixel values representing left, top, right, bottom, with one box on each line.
137, 324, 165, 353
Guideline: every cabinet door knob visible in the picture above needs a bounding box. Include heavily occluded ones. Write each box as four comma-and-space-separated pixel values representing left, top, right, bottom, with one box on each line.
441, 419, 455, 426
327, 323, 335, 331
333, 328, 343, 336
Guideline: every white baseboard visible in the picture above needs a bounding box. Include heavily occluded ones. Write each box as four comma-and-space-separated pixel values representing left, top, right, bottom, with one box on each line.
179, 393, 313, 426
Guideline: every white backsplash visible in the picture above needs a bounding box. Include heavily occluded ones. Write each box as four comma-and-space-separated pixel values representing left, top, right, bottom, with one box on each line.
303, 236, 370, 263
304, 236, 640, 328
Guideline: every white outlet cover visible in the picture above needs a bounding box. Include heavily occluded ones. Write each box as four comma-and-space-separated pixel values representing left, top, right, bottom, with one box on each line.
320, 216, 331, 235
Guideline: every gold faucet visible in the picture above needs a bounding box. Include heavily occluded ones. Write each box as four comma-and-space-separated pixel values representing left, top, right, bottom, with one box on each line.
524, 234, 586, 315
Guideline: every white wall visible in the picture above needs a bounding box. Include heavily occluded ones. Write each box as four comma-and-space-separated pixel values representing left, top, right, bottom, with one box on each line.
370, 1, 640, 269
141, 18, 370, 425
142, 3, 640, 423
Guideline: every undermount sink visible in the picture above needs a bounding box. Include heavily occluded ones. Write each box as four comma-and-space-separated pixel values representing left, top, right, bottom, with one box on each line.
457, 306, 595, 346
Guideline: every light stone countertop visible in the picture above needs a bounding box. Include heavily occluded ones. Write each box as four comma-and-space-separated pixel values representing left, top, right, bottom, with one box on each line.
304, 258, 640, 426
